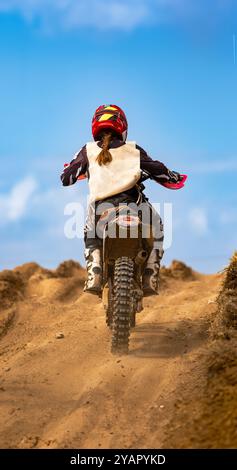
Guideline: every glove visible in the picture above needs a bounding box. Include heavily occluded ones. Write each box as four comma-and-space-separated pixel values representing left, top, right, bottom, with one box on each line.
168, 170, 182, 183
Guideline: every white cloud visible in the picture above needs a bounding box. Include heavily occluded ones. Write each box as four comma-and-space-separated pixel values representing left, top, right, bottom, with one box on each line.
0, 177, 37, 223
0, 0, 233, 31
189, 207, 208, 236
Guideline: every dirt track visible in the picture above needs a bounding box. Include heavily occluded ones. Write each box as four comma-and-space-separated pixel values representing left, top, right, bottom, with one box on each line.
0, 261, 226, 448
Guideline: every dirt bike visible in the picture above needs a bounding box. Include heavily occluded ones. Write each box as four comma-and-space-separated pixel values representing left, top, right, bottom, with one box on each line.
65, 162, 186, 355
96, 172, 154, 355
97, 171, 187, 355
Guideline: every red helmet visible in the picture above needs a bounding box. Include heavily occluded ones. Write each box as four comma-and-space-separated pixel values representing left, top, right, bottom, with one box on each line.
92, 104, 128, 142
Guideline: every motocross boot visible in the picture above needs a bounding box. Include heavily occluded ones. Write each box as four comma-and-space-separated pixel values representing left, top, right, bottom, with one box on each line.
142, 248, 161, 297
84, 248, 102, 295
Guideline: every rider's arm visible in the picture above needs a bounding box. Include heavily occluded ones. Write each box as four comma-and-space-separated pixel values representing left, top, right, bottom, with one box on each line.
60, 145, 88, 186
137, 145, 181, 183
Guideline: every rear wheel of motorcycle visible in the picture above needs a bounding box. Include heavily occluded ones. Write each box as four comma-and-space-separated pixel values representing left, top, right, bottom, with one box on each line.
111, 257, 134, 355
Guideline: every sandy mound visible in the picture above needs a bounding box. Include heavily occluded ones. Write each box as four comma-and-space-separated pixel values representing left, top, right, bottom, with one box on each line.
13, 262, 45, 281
163, 252, 237, 449
54, 260, 83, 278
0, 260, 86, 342
0, 270, 25, 336
161, 259, 195, 281
26, 260, 86, 302
0, 260, 86, 311
216, 252, 237, 329
0, 270, 25, 309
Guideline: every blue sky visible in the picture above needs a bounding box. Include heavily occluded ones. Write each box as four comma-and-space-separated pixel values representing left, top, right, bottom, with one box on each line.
0, 0, 236, 273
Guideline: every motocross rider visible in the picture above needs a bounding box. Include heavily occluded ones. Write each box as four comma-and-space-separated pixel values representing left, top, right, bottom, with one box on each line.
61, 104, 182, 296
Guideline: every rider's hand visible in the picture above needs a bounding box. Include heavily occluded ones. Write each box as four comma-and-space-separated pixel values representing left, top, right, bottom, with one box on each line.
168, 170, 182, 183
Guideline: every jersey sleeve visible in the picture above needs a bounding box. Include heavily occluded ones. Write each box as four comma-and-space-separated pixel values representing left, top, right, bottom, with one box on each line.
60, 145, 88, 186
137, 144, 180, 183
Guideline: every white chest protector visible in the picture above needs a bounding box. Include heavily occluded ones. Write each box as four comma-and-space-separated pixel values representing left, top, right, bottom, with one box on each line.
86, 141, 141, 202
